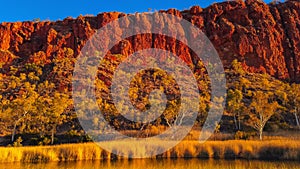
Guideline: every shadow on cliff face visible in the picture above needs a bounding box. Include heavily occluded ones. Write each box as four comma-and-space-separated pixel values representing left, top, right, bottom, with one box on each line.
0, 0, 299, 82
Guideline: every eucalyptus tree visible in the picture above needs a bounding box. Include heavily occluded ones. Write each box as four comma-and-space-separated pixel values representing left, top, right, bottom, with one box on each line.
287, 83, 300, 129
227, 89, 244, 130
247, 91, 278, 140
0, 67, 39, 142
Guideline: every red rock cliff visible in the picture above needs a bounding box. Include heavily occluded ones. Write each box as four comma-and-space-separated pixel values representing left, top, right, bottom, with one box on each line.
0, 0, 299, 82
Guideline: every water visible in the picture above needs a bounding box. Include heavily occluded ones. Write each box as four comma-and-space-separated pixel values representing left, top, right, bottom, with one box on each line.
1, 159, 299, 169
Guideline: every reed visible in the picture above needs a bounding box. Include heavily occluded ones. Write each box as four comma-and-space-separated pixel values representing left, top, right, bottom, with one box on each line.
0, 140, 299, 163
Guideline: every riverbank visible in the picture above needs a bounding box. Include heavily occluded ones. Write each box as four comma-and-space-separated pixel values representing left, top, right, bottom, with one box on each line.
0, 140, 299, 163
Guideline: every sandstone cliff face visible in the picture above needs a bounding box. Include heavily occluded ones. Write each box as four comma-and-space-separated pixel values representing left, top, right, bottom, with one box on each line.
0, 0, 299, 82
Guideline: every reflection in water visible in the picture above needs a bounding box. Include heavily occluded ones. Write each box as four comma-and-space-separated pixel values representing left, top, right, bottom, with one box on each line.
1, 159, 300, 169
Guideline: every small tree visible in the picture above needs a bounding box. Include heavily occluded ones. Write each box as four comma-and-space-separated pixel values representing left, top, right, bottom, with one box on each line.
37, 81, 72, 144
287, 83, 300, 129
227, 89, 244, 130
247, 91, 278, 140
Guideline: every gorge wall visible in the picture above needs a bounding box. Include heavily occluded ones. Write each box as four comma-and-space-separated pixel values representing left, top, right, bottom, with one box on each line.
0, 0, 299, 82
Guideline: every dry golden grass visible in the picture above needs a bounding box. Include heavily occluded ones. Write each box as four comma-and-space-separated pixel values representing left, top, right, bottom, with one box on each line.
0, 143, 104, 163
0, 140, 300, 163
173, 140, 300, 160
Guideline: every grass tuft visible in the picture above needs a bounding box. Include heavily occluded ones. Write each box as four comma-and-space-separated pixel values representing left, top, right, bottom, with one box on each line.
0, 140, 300, 163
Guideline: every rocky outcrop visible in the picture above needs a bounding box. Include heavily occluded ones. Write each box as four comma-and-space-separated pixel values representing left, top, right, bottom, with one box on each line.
0, 0, 299, 82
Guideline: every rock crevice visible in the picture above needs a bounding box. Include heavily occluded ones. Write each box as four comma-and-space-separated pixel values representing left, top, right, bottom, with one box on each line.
0, 0, 299, 82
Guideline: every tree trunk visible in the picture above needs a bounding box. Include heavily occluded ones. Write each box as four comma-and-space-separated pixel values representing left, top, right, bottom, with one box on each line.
164, 117, 171, 127
11, 122, 17, 142
140, 123, 146, 131
259, 127, 263, 141
51, 128, 55, 145
233, 114, 238, 130
294, 112, 300, 129
238, 111, 241, 130
12, 111, 28, 142
175, 113, 185, 126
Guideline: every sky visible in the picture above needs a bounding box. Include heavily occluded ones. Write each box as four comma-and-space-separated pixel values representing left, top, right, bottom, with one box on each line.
1, 0, 274, 23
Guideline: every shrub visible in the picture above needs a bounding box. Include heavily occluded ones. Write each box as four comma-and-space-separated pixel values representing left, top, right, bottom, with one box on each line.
13, 137, 23, 147
38, 137, 51, 146
234, 131, 255, 140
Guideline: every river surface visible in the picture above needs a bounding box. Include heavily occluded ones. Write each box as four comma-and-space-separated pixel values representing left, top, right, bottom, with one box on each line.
1, 159, 299, 169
